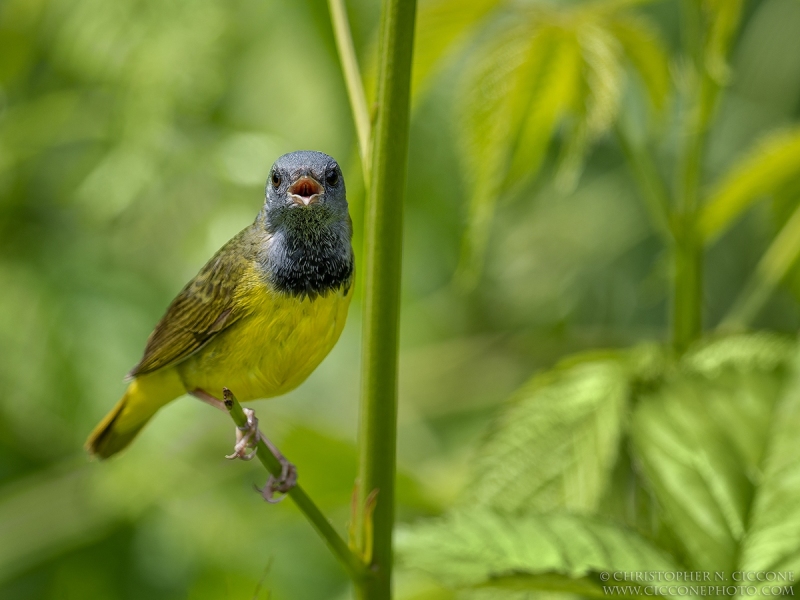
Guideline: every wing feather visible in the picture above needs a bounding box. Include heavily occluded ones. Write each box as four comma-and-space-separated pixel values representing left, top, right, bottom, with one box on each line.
129, 229, 258, 377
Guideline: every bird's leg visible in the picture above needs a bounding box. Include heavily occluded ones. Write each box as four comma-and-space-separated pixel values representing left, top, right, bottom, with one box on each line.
190, 389, 227, 412
255, 435, 298, 504
227, 407, 260, 461
191, 389, 258, 460
214, 388, 297, 502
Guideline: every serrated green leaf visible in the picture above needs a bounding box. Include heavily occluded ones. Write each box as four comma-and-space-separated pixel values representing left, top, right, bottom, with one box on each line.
736, 352, 800, 594
475, 573, 605, 597
398, 509, 682, 593
553, 24, 626, 191
412, 0, 503, 99
579, 24, 625, 138
632, 334, 795, 572
506, 27, 582, 187
454, 15, 543, 286
460, 354, 629, 513
699, 127, 800, 243
453, 2, 666, 283
682, 332, 795, 375
609, 16, 671, 112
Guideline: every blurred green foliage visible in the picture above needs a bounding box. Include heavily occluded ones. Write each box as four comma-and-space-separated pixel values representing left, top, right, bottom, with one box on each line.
400, 334, 800, 595
2, 0, 800, 598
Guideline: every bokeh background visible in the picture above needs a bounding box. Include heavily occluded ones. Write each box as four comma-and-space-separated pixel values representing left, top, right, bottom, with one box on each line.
2, 0, 800, 598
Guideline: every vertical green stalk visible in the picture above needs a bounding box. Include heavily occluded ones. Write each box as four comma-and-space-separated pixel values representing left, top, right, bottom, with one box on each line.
672, 0, 745, 349
672, 1, 718, 352
356, 0, 416, 598
328, 0, 372, 185
672, 217, 702, 351
673, 99, 708, 352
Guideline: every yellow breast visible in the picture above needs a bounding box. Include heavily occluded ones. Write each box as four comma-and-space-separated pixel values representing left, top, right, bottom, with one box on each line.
176, 277, 353, 401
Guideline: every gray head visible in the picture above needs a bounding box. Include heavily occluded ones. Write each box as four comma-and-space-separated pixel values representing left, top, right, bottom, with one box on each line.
262, 150, 348, 230
258, 151, 354, 297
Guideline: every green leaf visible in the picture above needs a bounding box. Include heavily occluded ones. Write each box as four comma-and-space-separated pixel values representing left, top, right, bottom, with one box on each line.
460, 353, 629, 513
453, 2, 669, 284
398, 509, 681, 592
736, 352, 800, 590
703, 0, 744, 83
631, 334, 795, 572
699, 127, 800, 243
454, 15, 543, 287
609, 16, 671, 112
412, 0, 503, 99
505, 27, 581, 188
555, 23, 626, 190
578, 24, 626, 139
682, 332, 795, 374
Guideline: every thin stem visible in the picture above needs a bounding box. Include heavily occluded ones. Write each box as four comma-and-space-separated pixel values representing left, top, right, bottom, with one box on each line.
672, 0, 745, 349
356, 0, 417, 597
222, 389, 369, 583
614, 123, 674, 243
719, 201, 800, 330
328, 0, 372, 185
672, 83, 714, 351
671, 0, 721, 352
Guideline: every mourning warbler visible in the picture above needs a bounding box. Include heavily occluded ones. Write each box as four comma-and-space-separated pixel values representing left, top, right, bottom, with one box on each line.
87, 150, 354, 459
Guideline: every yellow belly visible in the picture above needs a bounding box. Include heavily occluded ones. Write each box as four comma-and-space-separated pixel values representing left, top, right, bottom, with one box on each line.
176, 284, 353, 401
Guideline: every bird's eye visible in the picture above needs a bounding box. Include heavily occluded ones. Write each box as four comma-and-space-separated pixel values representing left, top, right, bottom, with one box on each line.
325, 169, 339, 186
271, 171, 282, 188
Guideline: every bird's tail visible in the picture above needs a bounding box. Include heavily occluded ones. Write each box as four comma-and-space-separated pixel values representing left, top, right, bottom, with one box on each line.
86, 369, 185, 459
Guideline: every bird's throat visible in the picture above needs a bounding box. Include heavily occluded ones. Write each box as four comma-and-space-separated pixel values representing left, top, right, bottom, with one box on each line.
261, 219, 354, 298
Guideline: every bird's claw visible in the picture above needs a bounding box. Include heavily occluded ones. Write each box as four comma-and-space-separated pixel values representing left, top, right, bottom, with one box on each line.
226, 407, 260, 461
255, 460, 298, 503
220, 398, 297, 502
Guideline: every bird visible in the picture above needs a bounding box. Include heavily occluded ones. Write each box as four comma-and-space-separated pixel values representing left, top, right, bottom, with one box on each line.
86, 150, 355, 463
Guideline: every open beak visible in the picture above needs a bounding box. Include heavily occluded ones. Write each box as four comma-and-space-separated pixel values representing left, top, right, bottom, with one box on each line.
288, 176, 324, 206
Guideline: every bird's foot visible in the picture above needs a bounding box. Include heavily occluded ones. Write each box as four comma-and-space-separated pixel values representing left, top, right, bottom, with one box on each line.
255, 439, 298, 503
216, 389, 298, 502
225, 407, 260, 461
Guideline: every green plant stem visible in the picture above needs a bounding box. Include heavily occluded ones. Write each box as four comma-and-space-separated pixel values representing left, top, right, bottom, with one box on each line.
355, 0, 417, 597
673, 131, 709, 348
720, 201, 800, 330
673, 125, 706, 353
672, 1, 720, 352
222, 390, 369, 583
614, 124, 673, 243
328, 0, 372, 185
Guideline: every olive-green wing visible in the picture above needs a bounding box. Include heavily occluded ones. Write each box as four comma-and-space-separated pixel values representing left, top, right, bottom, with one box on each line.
129, 233, 256, 377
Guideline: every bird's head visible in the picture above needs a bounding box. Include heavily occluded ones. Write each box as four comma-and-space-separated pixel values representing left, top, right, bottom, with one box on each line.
262, 151, 348, 232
